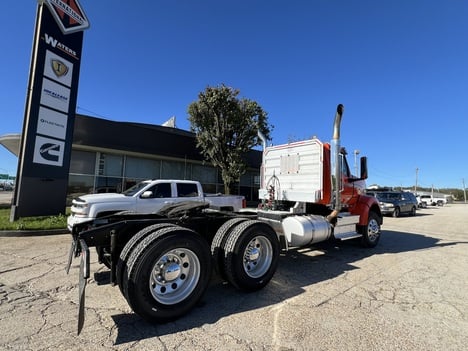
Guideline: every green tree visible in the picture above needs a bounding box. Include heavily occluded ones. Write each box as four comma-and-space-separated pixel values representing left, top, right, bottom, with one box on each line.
188, 84, 272, 194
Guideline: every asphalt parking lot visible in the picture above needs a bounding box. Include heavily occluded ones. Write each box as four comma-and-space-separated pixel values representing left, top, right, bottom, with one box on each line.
1, 203, 467, 350
0, 191, 12, 206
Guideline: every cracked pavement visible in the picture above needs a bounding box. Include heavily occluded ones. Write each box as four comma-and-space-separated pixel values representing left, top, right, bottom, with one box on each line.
0, 204, 467, 350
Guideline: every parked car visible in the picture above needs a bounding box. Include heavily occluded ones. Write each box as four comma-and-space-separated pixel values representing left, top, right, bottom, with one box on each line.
419, 194, 446, 206
0, 182, 13, 191
367, 191, 418, 217
415, 194, 428, 208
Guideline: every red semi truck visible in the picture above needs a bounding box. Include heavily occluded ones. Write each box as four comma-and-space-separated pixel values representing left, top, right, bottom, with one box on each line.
67, 104, 383, 334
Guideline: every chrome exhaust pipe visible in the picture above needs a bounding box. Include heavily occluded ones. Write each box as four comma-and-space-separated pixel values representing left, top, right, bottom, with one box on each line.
327, 104, 344, 222
258, 131, 267, 190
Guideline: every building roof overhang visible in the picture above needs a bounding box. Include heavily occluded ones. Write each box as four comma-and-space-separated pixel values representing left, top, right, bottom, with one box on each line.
0, 115, 262, 168
0, 133, 20, 156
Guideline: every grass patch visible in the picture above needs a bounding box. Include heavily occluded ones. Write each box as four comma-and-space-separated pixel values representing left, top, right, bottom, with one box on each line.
0, 207, 69, 231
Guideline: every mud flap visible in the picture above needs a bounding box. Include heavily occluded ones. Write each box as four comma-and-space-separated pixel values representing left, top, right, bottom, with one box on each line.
78, 239, 90, 335
65, 239, 76, 275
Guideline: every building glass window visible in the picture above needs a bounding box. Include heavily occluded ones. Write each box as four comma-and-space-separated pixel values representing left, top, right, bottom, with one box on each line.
125, 157, 160, 179
98, 153, 123, 177
192, 164, 217, 184
240, 171, 255, 186
66, 147, 259, 199
69, 150, 96, 174
201, 183, 217, 194
68, 174, 95, 196
95, 176, 123, 193
161, 160, 186, 179
68, 151, 97, 199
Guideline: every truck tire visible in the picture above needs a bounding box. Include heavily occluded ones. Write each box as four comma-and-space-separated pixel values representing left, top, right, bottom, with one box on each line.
222, 220, 279, 291
123, 226, 212, 323
211, 217, 248, 279
360, 211, 381, 248
116, 223, 178, 295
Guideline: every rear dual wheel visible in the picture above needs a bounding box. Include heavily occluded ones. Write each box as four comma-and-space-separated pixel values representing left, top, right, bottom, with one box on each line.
214, 220, 280, 292
116, 223, 177, 294
211, 217, 248, 279
120, 226, 211, 323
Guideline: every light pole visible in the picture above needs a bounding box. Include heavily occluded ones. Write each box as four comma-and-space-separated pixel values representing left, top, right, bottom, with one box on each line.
353, 150, 360, 176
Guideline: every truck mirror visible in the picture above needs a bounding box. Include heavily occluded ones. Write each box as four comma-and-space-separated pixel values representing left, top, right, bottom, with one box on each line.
360, 157, 368, 180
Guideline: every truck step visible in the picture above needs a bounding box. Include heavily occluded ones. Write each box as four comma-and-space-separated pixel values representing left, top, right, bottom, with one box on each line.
334, 232, 363, 241
333, 214, 360, 237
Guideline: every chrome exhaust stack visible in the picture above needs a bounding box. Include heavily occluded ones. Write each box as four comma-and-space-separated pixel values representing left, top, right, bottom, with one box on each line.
257, 130, 267, 190
327, 104, 344, 222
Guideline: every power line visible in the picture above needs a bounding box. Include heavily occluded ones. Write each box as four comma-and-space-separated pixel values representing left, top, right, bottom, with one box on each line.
76, 105, 109, 119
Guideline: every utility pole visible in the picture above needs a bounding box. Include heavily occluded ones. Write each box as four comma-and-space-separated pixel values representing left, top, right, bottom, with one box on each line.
415, 167, 419, 193
463, 178, 467, 204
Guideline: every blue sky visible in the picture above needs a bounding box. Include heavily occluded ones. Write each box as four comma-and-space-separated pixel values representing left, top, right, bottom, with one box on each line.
1, 0, 467, 190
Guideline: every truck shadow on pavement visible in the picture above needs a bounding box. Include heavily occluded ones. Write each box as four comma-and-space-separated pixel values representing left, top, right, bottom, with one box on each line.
109, 229, 462, 345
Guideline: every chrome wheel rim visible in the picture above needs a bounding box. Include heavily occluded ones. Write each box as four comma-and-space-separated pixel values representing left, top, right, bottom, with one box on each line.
149, 248, 200, 305
367, 218, 380, 242
242, 236, 273, 278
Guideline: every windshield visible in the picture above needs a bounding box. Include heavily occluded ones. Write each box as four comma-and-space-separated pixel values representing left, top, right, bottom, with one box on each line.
375, 192, 400, 201
122, 181, 151, 196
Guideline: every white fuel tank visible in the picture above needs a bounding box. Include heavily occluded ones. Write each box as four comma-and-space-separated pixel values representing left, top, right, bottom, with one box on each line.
282, 215, 332, 247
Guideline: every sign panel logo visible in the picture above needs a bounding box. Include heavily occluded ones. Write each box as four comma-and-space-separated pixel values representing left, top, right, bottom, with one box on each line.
44, 50, 73, 87
41, 0, 90, 34
51, 59, 69, 77
33, 135, 65, 166
40, 78, 70, 113
37, 106, 68, 139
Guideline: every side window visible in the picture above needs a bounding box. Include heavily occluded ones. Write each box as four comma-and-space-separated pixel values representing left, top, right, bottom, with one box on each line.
149, 183, 172, 198
340, 155, 351, 178
177, 183, 199, 197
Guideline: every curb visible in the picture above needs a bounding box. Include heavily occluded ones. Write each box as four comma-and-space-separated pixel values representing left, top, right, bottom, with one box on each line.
0, 228, 69, 237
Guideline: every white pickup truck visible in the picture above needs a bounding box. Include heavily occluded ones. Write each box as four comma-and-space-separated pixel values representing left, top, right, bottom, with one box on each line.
67, 179, 245, 230
419, 194, 447, 207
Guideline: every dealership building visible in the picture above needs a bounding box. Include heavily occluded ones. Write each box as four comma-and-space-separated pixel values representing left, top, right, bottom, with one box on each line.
0, 114, 262, 204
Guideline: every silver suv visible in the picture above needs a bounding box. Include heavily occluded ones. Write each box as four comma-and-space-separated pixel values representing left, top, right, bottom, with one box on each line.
367, 191, 418, 217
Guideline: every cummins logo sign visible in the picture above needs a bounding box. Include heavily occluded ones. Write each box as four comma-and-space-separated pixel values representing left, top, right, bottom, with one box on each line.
40, 0, 90, 34
33, 136, 65, 166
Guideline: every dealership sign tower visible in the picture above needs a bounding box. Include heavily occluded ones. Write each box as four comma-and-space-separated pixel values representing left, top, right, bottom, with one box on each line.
11, 0, 89, 220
